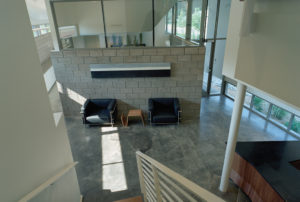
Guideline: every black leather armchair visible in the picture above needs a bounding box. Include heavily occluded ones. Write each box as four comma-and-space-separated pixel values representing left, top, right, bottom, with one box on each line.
148, 98, 181, 125
80, 99, 117, 126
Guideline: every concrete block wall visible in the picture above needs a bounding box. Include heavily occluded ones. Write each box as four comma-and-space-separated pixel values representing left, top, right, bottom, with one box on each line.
51, 46, 205, 120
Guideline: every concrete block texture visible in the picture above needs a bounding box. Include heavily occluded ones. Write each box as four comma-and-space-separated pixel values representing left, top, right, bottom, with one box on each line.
103, 49, 116, 56
130, 48, 144, 56
51, 46, 204, 119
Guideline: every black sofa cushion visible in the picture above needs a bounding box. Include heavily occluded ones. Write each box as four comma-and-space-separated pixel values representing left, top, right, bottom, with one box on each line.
149, 98, 180, 124
152, 110, 177, 123
81, 99, 117, 125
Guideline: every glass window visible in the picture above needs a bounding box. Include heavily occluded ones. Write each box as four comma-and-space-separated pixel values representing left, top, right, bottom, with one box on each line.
104, 0, 153, 47
216, 0, 231, 38
176, 1, 187, 38
225, 83, 237, 99
155, 0, 173, 46
291, 116, 300, 134
244, 92, 252, 107
252, 96, 270, 116
270, 105, 292, 127
205, 0, 217, 39
191, 0, 202, 41
202, 42, 211, 93
166, 8, 173, 33
54, 1, 106, 49
32, 24, 50, 37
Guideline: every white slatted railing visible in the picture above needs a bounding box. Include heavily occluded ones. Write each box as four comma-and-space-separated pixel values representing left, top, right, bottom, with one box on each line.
136, 151, 225, 202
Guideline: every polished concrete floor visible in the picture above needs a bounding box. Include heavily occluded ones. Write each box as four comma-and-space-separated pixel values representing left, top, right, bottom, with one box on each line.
65, 96, 299, 202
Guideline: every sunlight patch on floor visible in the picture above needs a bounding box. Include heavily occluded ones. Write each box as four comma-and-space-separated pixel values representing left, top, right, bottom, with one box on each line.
101, 126, 118, 134
101, 131, 127, 192
66, 88, 86, 105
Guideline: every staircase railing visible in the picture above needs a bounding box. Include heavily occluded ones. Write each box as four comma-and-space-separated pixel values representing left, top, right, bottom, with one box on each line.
136, 151, 225, 202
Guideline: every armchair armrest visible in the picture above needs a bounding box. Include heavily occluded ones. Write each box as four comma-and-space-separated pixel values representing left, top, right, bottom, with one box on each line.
107, 99, 117, 113
174, 98, 181, 113
106, 99, 117, 125
80, 99, 91, 114
148, 99, 154, 113
148, 99, 154, 124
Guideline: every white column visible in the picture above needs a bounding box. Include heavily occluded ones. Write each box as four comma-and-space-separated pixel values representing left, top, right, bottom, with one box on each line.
219, 82, 246, 192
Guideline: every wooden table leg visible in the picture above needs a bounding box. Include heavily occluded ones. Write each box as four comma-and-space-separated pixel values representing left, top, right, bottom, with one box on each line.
140, 114, 145, 126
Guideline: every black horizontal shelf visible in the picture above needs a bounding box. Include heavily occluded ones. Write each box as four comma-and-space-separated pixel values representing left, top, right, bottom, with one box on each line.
90, 63, 171, 78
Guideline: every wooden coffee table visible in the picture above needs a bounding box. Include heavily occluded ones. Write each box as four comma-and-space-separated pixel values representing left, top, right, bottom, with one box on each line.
127, 109, 145, 126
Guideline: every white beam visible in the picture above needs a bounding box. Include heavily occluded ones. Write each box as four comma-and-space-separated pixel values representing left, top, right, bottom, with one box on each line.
219, 82, 246, 192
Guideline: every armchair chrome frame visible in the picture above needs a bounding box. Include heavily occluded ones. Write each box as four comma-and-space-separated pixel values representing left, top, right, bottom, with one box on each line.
178, 110, 182, 125
109, 104, 117, 127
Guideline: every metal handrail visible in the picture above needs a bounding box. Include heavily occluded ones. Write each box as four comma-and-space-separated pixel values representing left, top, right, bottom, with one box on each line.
136, 151, 225, 202
18, 162, 78, 202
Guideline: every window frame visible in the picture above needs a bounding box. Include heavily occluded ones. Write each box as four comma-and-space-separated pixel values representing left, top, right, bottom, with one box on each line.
223, 80, 300, 138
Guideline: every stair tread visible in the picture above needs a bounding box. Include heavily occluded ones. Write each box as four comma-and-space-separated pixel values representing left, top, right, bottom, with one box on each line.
114, 196, 143, 202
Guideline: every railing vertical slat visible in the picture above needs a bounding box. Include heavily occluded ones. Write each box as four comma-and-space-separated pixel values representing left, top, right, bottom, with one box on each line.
161, 189, 174, 202
152, 165, 162, 202
136, 153, 147, 202
158, 172, 197, 202
160, 180, 184, 202
144, 180, 157, 201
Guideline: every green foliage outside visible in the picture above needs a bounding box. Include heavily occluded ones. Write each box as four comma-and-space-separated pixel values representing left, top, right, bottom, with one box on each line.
248, 95, 299, 134
271, 105, 287, 121
253, 96, 263, 112
176, 4, 202, 40
176, 3, 187, 38
192, 8, 201, 30
177, 10, 186, 27
191, 8, 201, 40
291, 119, 300, 133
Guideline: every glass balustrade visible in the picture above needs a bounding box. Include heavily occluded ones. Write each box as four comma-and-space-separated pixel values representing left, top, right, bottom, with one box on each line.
51, 0, 203, 49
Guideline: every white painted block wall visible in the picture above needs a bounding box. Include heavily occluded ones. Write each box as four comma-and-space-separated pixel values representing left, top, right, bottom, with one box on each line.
0, 1, 80, 201
223, 0, 300, 111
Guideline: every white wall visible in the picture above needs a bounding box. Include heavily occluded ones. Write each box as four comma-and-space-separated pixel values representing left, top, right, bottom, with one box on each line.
104, 0, 153, 33
25, 0, 49, 25
84, 35, 100, 48
222, 0, 245, 79
54, 1, 104, 36
223, 0, 300, 110
34, 32, 54, 64
44, 0, 59, 50
235, 0, 300, 109
0, 1, 80, 201
143, 31, 154, 46
154, 15, 171, 46
54, 0, 153, 35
